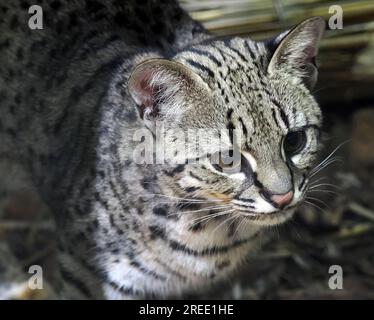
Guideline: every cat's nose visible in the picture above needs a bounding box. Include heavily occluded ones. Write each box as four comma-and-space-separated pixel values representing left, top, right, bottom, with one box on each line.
270, 191, 294, 209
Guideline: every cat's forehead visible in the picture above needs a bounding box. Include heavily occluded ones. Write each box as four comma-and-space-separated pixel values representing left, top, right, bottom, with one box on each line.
176, 36, 321, 148
177, 37, 267, 80
176, 37, 285, 116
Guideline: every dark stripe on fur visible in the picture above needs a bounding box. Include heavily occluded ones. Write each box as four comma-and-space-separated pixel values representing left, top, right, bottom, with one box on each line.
186, 59, 214, 78
271, 99, 289, 129
185, 48, 222, 67
168, 234, 258, 256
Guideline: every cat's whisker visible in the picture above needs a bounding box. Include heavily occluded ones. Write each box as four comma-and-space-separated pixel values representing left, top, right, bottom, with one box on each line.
224, 213, 240, 235
190, 209, 235, 228
167, 204, 231, 218
146, 193, 223, 203
275, 223, 280, 240
190, 212, 226, 225
313, 140, 349, 168
156, 200, 223, 206
307, 189, 339, 196
310, 85, 330, 95
190, 213, 228, 227
309, 163, 339, 179
309, 182, 341, 189
312, 156, 344, 173
233, 216, 247, 239
308, 183, 340, 190
232, 218, 242, 239
310, 157, 342, 178
210, 211, 237, 235
309, 157, 343, 178
304, 200, 329, 214
309, 176, 328, 184
309, 140, 349, 175
305, 196, 329, 208
184, 205, 231, 215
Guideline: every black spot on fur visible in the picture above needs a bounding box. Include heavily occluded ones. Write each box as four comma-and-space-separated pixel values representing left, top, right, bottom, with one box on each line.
141, 176, 156, 190
164, 164, 185, 176
149, 225, 165, 240
188, 221, 206, 232
227, 121, 235, 143
111, 248, 120, 255
152, 206, 168, 216
176, 202, 200, 211
185, 186, 200, 193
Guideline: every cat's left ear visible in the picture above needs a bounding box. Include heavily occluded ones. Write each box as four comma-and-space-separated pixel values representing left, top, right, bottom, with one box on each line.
128, 59, 210, 121
267, 17, 326, 89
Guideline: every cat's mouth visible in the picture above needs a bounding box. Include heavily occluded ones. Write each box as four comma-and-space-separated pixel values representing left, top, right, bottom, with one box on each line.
232, 205, 297, 226
196, 192, 298, 226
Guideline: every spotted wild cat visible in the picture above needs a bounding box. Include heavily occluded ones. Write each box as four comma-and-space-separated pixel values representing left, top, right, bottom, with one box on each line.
0, 0, 325, 299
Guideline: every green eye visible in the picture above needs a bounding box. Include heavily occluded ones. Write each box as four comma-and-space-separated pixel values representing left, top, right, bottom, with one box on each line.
283, 130, 307, 156
212, 151, 232, 172
211, 150, 241, 173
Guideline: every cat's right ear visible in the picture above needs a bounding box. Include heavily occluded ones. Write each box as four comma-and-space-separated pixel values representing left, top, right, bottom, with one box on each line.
128, 59, 210, 120
267, 17, 325, 89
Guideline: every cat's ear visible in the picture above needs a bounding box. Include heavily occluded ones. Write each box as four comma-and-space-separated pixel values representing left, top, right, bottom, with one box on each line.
128, 59, 209, 120
267, 17, 325, 89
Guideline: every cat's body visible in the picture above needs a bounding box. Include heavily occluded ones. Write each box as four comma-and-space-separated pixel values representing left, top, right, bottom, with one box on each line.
0, 1, 325, 299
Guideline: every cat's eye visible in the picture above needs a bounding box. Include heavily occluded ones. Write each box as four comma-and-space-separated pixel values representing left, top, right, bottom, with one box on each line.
283, 130, 307, 156
210, 150, 241, 174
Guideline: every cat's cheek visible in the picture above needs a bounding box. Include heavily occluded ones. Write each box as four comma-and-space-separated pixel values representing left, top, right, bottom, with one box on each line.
252, 197, 278, 214
228, 172, 246, 182
178, 175, 203, 190
289, 153, 314, 170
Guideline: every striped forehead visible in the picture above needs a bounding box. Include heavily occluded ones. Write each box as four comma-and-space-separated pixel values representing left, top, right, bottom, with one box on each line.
177, 38, 266, 79
229, 105, 284, 148
176, 37, 320, 141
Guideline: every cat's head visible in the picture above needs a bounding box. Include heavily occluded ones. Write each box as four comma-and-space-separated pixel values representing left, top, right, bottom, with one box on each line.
128, 17, 325, 226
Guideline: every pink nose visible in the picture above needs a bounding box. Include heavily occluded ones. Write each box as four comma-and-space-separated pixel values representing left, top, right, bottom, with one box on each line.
271, 191, 294, 208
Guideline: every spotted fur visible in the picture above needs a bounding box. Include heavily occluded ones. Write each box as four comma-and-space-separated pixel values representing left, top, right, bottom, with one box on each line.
0, 0, 325, 299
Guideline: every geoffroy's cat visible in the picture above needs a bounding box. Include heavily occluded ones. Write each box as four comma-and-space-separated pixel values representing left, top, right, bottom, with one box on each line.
0, 0, 325, 299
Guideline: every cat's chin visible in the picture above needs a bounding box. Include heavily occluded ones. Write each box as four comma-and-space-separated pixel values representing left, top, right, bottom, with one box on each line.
239, 207, 296, 227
